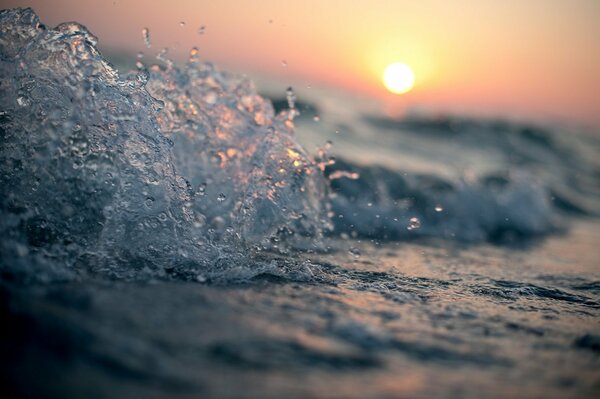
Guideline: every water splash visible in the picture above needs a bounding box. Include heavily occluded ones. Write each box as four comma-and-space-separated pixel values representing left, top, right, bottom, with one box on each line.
0, 8, 330, 282
407, 217, 421, 231
142, 27, 151, 48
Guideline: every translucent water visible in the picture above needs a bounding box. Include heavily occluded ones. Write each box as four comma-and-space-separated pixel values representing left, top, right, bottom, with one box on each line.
0, 8, 329, 282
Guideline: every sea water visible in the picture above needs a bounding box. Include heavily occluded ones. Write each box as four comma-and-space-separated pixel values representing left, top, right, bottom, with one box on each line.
1, 8, 599, 399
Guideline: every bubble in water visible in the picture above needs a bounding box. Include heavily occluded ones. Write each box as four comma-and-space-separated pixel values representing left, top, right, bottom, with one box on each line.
407, 217, 421, 231
16, 96, 28, 107
435, 205, 443, 212
217, 193, 226, 202
179, 21, 186, 27
142, 27, 151, 48
197, 25, 205, 35
349, 247, 361, 258
281, 60, 288, 67
313, 115, 320, 122
197, 183, 207, 196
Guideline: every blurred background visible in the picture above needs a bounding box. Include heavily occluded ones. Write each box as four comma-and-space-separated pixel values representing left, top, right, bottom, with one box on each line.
3, 0, 600, 127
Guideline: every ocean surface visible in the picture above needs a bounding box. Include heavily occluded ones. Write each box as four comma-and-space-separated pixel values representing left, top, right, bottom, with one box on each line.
1, 8, 599, 398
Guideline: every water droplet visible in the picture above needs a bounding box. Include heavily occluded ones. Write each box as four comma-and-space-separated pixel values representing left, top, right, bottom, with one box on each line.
197, 183, 206, 196
188, 47, 200, 63
142, 27, 151, 48
16, 96, 28, 107
179, 21, 186, 27
136, 51, 144, 59
349, 247, 361, 258
313, 115, 320, 122
217, 193, 226, 202
197, 25, 205, 35
367, 202, 372, 207
407, 217, 421, 231
435, 205, 443, 212
196, 274, 207, 283
286, 86, 296, 109
281, 60, 288, 67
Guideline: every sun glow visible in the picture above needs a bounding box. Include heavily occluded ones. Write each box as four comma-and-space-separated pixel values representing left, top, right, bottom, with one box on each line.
383, 63, 415, 94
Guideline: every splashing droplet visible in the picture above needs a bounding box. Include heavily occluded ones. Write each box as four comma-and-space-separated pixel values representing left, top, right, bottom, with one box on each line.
328, 170, 359, 181
407, 217, 421, 230
349, 247, 361, 258
142, 27, 151, 48
16, 96, 28, 107
188, 47, 200, 64
286, 87, 296, 109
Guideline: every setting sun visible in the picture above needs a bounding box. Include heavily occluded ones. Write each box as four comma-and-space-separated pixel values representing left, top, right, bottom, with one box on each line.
383, 63, 415, 94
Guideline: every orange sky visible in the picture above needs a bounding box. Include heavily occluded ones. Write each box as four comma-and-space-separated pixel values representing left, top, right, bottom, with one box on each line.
4, 0, 600, 126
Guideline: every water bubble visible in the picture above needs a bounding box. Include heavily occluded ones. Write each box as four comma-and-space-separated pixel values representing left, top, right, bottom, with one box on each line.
196, 274, 207, 283
197, 25, 205, 35
197, 183, 207, 196
313, 115, 320, 122
142, 27, 151, 48
136, 51, 144, 59
281, 60, 288, 67
407, 217, 421, 231
217, 193, 226, 202
435, 205, 443, 212
179, 21, 186, 27
349, 247, 361, 258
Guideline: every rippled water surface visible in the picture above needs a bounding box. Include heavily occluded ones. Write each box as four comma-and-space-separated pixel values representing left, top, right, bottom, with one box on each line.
1, 8, 599, 399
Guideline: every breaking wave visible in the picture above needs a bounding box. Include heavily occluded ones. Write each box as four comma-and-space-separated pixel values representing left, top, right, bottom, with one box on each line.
1, 8, 595, 282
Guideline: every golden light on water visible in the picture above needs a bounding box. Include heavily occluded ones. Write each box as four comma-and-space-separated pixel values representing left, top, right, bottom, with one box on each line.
382, 63, 415, 94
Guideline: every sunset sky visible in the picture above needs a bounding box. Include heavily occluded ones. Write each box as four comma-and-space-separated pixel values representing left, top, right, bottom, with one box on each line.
4, 0, 600, 126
